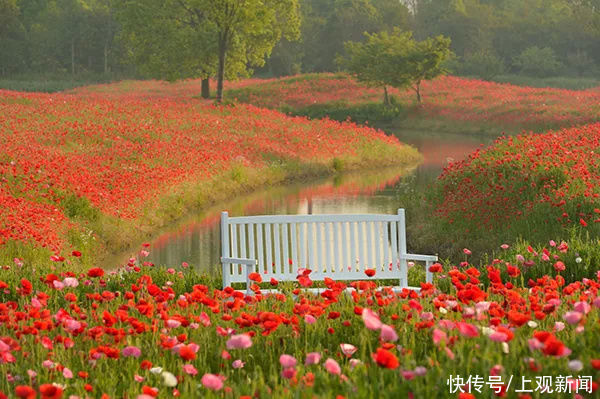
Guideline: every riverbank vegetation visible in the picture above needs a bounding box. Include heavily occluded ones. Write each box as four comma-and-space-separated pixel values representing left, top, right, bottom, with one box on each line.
0, 87, 419, 269
227, 73, 600, 134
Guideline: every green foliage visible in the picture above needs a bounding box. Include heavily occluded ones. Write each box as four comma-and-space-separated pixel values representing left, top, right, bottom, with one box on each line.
282, 101, 406, 124
340, 29, 452, 103
513, 46, 563, 77
61, 192, 101, 222
459, 50, 505, 80
115, 0, 301, 101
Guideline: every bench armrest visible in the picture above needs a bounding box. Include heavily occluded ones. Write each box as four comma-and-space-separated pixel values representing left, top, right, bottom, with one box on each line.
400, 253, 438, 284
221, 257, 257, 266
221, 257, 258, 295
400, 253, 438, 262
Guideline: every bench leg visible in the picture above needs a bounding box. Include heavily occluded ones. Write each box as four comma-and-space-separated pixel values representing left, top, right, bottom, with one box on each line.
425, 260, 433, 284
245, 263, 255, 296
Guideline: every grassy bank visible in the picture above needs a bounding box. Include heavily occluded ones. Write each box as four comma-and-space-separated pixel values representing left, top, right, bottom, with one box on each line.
0, 87, 420, 270
226, 73, 600, 135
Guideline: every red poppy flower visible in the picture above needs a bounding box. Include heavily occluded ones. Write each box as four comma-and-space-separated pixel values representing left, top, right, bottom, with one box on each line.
39, 384, 63, 399
365, 269, 376, 277
87, 268, 104, 278
248, 272, 262, 283
15, 386, 36, 399
372, 348, 399, 369
179, 344, 196, 361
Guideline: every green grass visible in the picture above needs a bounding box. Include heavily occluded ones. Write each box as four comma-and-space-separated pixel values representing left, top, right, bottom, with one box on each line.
489, 74, 600, 90
0, 72, 127, 93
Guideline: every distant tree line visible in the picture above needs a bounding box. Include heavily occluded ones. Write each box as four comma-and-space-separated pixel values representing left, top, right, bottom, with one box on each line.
264, 0, 600, 79
1, 0, 599, 82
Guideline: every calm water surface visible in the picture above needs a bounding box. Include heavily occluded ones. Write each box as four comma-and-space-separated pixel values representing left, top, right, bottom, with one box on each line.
139, 130, 490, 270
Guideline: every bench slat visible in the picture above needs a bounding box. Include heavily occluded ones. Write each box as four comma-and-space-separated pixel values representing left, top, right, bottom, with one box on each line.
274, 223, 281, 275
332, 222, 340, 273
230, 224, 238, 275
257, 224, 264, 273
299, 223, 306, 269
350, 222, 357, 272
366, 221, 373, 271
391, 221, 398, 277
307, 222, 314, 271
282, 223, 290, 275
290, 223, 298, 272
248, 224, 255, 264
265, 224, 273, 275
239, 224, 247, 264
228, 214, 400, 224
340, 222, 348, 272
315, 222, 323, 273
358, 222, 366, 271
324, 222, 331, 274
398, 209, 408, 287
375, 222, 382, 272
383, 222, 390, 273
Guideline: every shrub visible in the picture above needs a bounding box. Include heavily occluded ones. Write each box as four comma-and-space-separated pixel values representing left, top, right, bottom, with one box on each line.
513, 46, 563, 77
460, 50, 506, 80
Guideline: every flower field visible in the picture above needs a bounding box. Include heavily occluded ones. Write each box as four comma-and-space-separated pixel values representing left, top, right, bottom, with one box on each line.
0, 88, 418, 264
226, 73, 600, 131
426, 123, 600, 263
0, 244, 598, 398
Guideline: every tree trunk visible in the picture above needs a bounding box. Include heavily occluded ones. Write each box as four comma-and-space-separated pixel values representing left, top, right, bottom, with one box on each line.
71, 38, 75, 76
383, 85, 389, 106
104, 43, 108, 74
216, 40, 226, 103
201, 78, 210, 99
415, 81, 421, 104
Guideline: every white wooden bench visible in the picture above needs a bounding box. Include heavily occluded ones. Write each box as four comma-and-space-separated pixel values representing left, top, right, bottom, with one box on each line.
220, 209, 437, 295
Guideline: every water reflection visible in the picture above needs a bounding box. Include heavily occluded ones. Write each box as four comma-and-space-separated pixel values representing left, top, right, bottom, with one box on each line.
139, 130, 490, 270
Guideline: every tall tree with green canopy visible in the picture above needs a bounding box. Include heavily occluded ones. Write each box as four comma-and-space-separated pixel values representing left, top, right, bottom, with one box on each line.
115, 0, 300, 101
340, 28, 451, 103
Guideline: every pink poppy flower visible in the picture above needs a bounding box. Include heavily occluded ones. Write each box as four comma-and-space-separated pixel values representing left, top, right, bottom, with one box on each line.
573, 301, 591, 314
232, 360, 245, 369
324, 358, 341, 375
349, 359, 362, 369
340, 344, 357, 357
201, 374, 224, 391
563, 311, 582, 325
183, 364, 198, 376
305, 352, 321, 365
489, 331, 508, 342
122, 346, 142, 358
63, 367, 73, 379
226, 334, 252, 350
304, 314, 316, 324
134, 374, 145, 382
166, 319, 181, 328
432, 328, 447, 345
281, 367, 297, 379
362, 308, 382, 330
63, 277, 78, 287
279, 354, 297, 368
380, 324, 398, 342
456, 322, 479, 338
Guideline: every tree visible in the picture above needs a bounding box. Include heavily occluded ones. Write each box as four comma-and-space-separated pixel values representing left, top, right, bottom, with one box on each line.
340, 28, 451, 104
116, 0, 300, 101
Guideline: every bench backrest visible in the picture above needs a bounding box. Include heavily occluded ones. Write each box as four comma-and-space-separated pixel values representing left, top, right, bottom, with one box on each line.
221, 209, 410, 287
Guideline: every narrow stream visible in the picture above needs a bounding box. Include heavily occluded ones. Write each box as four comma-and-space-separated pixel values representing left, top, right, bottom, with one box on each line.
142, 130, 491, 270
